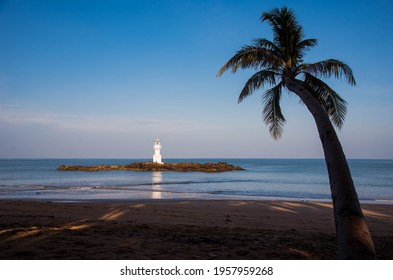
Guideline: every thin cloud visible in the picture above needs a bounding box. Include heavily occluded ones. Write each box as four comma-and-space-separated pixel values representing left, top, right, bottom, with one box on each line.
0, 108, 217, 134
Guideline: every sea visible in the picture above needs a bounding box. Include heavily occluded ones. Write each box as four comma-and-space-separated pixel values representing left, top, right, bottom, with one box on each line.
0, 159, 392, 204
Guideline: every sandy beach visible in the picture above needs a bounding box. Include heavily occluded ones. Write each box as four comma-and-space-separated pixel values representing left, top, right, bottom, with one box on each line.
0, 200, 392, 259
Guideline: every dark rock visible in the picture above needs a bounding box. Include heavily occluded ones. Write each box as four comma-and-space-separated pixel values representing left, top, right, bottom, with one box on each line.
57, 162, 245, 173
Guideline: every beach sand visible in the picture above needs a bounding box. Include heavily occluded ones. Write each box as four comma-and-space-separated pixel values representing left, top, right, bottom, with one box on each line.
0, 200, 392, 259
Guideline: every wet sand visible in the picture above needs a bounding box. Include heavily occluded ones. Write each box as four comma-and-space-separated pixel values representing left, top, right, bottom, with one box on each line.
0, 200, 392, 259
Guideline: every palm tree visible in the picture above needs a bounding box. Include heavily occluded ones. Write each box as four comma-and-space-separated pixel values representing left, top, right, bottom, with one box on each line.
217, 7, 376, 259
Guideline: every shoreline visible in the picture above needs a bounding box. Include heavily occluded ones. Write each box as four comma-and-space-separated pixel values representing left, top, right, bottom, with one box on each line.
1, 195, 392, 205
1, 199, 392, 259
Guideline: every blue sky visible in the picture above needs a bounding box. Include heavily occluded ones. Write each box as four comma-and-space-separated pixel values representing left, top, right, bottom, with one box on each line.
0, 0, 392, 159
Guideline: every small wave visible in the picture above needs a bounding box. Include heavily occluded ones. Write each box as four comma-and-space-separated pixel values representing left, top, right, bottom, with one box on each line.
43, 179, 257, 189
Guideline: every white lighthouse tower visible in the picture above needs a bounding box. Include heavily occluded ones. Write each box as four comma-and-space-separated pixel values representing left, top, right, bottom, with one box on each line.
153, 139, 163, 164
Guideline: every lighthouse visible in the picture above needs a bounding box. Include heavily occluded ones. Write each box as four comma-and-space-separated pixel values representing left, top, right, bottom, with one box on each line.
153, 139, 163, 164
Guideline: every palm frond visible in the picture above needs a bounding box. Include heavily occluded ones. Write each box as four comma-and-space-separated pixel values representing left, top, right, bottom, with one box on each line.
261, 7, 301, 45
301, 74, 348, 128
296, 38, 318, 61
261, 7, 306, 66
217, 45, 281, 77
238, 69, 279, 103
301, 59, 356, 85
262, 82, 286, 139
297, 38, 318, 49
252, 38, 282, 53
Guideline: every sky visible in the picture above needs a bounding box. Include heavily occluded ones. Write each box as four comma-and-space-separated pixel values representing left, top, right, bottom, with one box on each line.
0, 0, 392, 159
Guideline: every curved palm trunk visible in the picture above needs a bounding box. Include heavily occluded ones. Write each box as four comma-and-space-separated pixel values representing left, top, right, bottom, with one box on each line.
285, 77, 376, 259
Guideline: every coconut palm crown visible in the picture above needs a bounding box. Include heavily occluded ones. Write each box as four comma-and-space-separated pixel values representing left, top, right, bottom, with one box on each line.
217, 7, 355, 139
218, 7, 376, 259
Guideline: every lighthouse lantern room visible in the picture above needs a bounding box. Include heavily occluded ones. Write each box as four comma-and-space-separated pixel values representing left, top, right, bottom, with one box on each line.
153, 139, 163, 164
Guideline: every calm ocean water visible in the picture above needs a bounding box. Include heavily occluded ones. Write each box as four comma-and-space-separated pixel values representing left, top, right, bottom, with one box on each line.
0, 159, 392, 203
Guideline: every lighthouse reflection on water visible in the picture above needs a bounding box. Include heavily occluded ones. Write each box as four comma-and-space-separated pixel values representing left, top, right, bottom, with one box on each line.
151, 172, 163, 199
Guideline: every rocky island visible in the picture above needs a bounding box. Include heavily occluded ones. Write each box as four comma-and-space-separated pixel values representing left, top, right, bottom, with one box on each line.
57, 161, 245, 173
